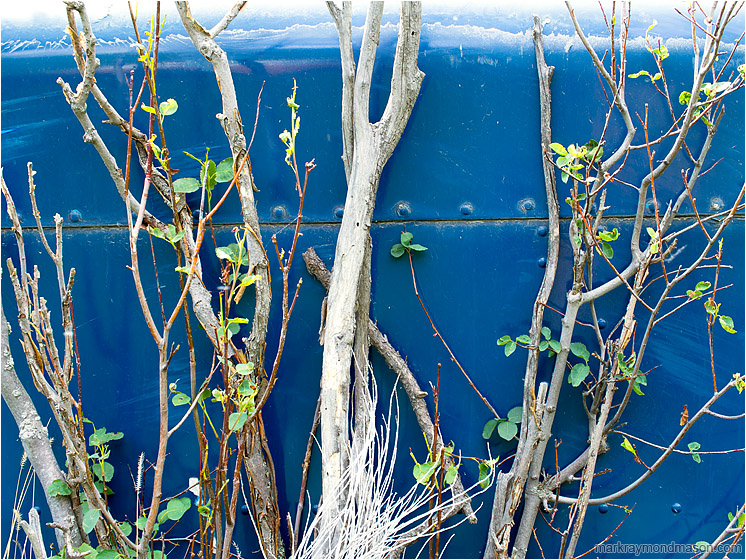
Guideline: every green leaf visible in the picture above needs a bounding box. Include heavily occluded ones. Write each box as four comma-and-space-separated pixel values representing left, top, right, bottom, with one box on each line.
570, 342, 590, 363
227, 322, 241, 338
89, 428, 124, 447
47, 479, 72, 497
118, 522, 132, 538
549, 143, 567, 156
687, 290, 703, 300
695, 281, 711, 292
172, 393, 190, 406
200, 159, 217, 192
74, 544, 96, 556
628, 69, 652, 79
497, 335, 511, 346
238, 379, 257, 398
240, 274, 260, 287
141, 104, 156, 114
198, 505, 211, 517
215, 157, 234, 182
413, 460, 439, 484
679, 91, 692, 105
82, 508, 101, 534
91, 461, 114, 483
599, 241, 614, 259
497, 420, 518, 441
157, 509, 171, 525
390, 244, 405, 258
719, 315, 736, 333
548, 340, 561, 354
694, 541, 709, 553
561, 171, 569, 184
173, 177, 200, 193
568, 363, 591, 387
400, 232, 413, 247
632, 374, 647, 396
704, 300, 718, 316
215, 246, 235, 262
620, 436, 636, 455
95, 549, 120, 559
703, 81, 730, 97
149, 227, 166, 240
478, 462, 491, 489
482, 418, 498, 439
598, 228, 619, 242
504, 341, 516, 357
652, 45, 669, 60
166, 496, 191, 521
556, 155, 569, 167
409, 243, 428, 252
228, 411, 248, 432
445, 465, 458, 485
688, 441, 701, 452
541, 327, 551, 340
175, 265, 191, 274
539, 340, 549, 352
235, 363, 254, 376
516, 335, 531, 345
507, 406, 523, 424
158, 98, 178, 116
135, 516, 147, 530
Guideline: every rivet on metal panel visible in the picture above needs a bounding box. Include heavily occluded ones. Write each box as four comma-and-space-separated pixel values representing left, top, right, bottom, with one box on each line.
460, 202, 474, 216
272, 205, 288, 220
520, 198, 535, 212
645, 199, 657, 214
671, 503, 682, 514
537, 225, 548, 237
69, 209, 83, 223
334, 206, 344, 219
710, 197, 724, 211
395, 201, 411, 218
597, 318, 607, 330
537, 257, 547, 268
598, 504, 609, 514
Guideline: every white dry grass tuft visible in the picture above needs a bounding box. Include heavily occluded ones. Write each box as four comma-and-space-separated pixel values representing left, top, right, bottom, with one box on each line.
293, 369, 490, 559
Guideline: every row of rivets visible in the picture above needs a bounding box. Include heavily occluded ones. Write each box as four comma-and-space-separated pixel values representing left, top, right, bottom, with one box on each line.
598, 502, 682, 514
28, 195, 732, 226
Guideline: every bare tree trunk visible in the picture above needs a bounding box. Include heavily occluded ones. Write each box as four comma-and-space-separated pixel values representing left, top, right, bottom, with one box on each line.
483, 15, 560, 558
175, 4, 284, 556
1, 306, 83, 550
321, 2, 424, 538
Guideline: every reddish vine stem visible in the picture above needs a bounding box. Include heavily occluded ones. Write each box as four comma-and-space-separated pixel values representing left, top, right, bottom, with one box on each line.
405, 246, 498, 419
707, 243, 723, 393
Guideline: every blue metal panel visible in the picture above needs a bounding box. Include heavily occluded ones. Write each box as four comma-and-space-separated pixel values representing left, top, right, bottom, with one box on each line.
2, 6, 743, 558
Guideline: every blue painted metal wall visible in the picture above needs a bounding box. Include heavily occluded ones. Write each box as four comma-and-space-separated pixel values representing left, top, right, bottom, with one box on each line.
2, 5, 744, 558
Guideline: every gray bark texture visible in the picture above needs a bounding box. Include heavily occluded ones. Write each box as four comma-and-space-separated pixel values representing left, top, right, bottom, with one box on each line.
320, 2, 424, 531
1, 305, 83, 551
175, 3, 283, 557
